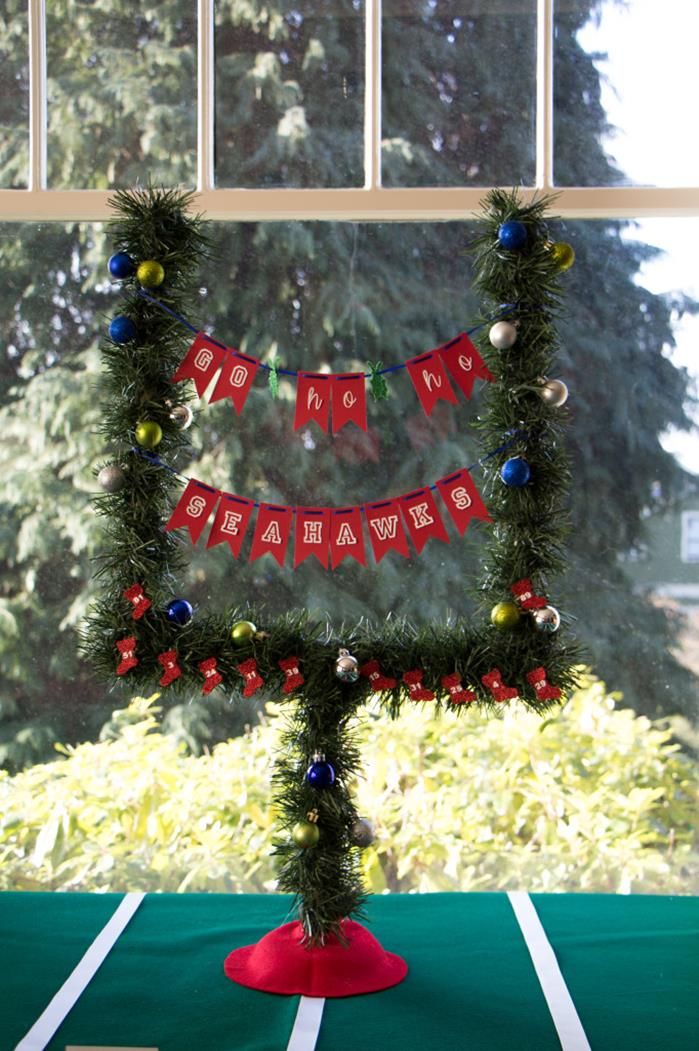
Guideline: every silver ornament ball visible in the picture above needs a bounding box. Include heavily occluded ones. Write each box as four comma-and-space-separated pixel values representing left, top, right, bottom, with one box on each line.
488, 321, 518, 350
335, 648, 360, 683
170, 404, 194, 429
532, 605, 561, 633
98, 464, 126, 493
351, 817, 375, 848
539, 379, 569, 408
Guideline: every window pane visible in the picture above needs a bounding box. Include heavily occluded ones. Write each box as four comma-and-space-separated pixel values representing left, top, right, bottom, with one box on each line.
382, 0, 537, 187
46, 1, 197, 189
554, 0, 699, 187
0, 2, 29, 188
215, 0, 364, 188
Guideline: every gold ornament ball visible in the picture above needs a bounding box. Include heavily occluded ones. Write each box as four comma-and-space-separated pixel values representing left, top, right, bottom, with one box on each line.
231, 619, 257, 645
134, 420, 163, 449
292, 820, 320, 849
532, 605, 561, 633
490, 601, 522, 630
539, 378, 569, 408
550, 242, 575, 271
136, 259, 165, 288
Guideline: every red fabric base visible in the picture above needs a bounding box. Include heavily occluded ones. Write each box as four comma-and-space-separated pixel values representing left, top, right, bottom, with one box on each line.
224, 919, 408, 998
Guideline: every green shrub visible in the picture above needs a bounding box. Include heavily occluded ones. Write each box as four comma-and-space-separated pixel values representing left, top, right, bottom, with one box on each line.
0, 676, 696, 894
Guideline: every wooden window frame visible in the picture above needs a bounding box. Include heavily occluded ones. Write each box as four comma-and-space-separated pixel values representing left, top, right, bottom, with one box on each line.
1, 0, 698, 222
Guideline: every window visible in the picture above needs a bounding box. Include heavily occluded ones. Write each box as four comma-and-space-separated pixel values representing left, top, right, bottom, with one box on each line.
0, 1, 697, 895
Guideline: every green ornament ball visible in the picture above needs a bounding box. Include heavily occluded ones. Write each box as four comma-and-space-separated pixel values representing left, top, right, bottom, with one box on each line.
292, 820, 320, 849
134, 420, 162, 449
550, 241, 575, 271
231, 619, 257, 645
136, 259, 165, 288
490, 601, 521, 630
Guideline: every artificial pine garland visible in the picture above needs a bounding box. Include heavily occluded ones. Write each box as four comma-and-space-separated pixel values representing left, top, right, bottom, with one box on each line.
83, 186, 582, 943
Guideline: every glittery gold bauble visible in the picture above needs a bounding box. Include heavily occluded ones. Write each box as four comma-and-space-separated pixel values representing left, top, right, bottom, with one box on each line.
134, 420, 162, 448
170, 404, 194, 429
550, 242, 575, 271
351, 818, 374, 848
532, 605, 561, 633
292, 821, 320, 848
490, 601, 522, 630
231, 619, 257, 645
136, 259, 165, 288
539, 378, 569, 407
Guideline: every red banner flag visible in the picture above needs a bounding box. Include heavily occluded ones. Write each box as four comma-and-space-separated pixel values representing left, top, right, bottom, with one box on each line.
294, 373, 331, 432
209, 351, 259, 414
439, 333, 493, 399
436, 469, 491, 535
365, 499, 410, 562
331, 373, 368, 433
249, 503, 293, 566
405, 351, 458, 416
400, 487, 450, 554
171, 332, 227, 398
206, 493, 254, 557
329, 506, 367, 568
295, 507, 330, 568
165, 479, 219, 544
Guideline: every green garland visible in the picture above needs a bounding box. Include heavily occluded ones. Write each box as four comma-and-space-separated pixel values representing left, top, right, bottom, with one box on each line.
83, 186, 582, 943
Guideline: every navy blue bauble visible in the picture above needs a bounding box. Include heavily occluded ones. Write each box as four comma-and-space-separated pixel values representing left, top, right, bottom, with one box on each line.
108, 252, 136, 279
500, 456, 531, 487
306, 755, 336, 789
108, 315, 138, 343
497, 220, 528, 251
166, 598, 194, 626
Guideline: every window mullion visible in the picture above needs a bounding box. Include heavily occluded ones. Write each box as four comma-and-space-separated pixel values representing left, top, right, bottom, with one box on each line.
364, 0, 382, 191
197, 0, 215, 192
536, 0, 554, 191
28, 0, 47, 192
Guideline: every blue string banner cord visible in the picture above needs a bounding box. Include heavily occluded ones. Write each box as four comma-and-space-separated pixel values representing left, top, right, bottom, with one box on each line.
135, 429, 524, 570
136, 288, 512, 429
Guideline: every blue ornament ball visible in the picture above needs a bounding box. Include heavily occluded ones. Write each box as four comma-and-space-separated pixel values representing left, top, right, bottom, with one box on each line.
108, 315, 138, 344
108, 252, 136, 279
306, 754, 336, 789
166, 598, 194, 627
500, 456, 531, 487
498, 220, 528, 251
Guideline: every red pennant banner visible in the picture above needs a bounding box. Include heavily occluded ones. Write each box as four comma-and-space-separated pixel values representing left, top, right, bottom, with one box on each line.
165, 479, 219, 544
209, 351, 259, 414
294, 373, 331, 432
365, 499, 410, 562
329, 506, 367, 568
436, 469, 491, 535
295, 507, 330, 568
206, 493, 254, 557
250, 503, 293, 566
439, 332, 493, 400
171, 332, 227, 398
331, 373, 368, 433
400, 487, 450, 554
406, 351, 458, 416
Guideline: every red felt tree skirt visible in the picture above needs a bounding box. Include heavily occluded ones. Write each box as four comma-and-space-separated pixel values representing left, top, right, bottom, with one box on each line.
224, 919, 408, 998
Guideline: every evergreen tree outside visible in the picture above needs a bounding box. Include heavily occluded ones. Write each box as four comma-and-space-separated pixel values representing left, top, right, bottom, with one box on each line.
0, 0, 696, 772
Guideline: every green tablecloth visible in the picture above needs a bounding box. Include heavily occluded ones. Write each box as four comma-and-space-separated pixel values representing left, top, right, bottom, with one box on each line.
1, 892, 696, 1050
